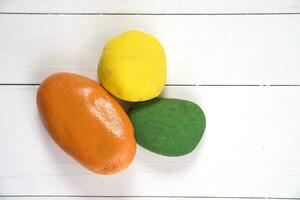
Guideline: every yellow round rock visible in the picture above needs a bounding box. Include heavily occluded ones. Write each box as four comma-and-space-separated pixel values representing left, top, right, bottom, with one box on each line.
98, 30, 167, 102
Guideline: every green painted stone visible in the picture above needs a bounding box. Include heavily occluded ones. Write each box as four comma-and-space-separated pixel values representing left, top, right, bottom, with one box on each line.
128, 98, 206, 156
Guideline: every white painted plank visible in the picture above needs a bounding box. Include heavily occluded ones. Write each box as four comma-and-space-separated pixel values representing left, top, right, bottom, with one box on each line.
0, 15, 299, 85
0, 86, 299, 197
1, 0, 300, 13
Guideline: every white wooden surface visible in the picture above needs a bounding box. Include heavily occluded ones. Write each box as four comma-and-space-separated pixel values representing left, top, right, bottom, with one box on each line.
1, 0, 300, 14
0, 0, 300, 199
0, 15, 300, 85
0, 86, 300, 197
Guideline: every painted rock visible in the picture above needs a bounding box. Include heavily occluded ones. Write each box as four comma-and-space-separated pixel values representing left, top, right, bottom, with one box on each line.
37, 72, 136, 174
98, 30, 167, 102
128, 98, 206, 156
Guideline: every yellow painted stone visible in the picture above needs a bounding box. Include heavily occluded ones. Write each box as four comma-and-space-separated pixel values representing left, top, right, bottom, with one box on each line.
98, 30, 167, 102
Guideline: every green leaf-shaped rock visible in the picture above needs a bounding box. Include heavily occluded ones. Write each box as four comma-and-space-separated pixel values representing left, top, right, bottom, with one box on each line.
128, 98, 206, 156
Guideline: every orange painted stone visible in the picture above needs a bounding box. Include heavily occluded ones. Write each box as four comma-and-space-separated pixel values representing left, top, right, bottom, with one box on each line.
37, 72, 136, 174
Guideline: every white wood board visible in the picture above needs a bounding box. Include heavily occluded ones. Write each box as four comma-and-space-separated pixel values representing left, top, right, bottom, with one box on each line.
0, 15, 299, 85
0, 86, 299, 197
1, 0, 300, 14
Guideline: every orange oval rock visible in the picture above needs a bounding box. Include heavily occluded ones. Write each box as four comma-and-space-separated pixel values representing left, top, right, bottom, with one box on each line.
37, 72, 136, 174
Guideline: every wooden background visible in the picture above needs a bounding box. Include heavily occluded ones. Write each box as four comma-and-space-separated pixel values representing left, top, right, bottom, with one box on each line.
0, 0, 300, 199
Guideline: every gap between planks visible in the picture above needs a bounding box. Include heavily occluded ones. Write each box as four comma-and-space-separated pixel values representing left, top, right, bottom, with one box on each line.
0, 84, 300, 87
0, 12, 300, 16
0, 195, 300, 199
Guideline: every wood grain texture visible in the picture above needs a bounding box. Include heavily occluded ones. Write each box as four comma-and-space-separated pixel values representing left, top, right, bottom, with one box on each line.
1, 0, 300, 14
0, 15, 299, 85
0, 86, 299, 197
